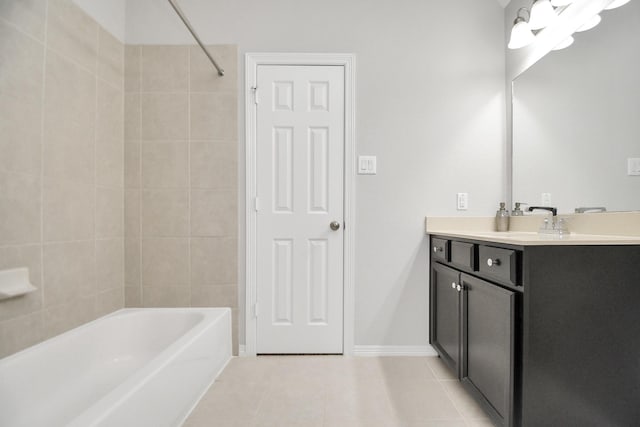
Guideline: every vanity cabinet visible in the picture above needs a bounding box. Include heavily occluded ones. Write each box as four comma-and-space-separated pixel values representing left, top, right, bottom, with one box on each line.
430, 239, 518, 426
429, 234, 640, 427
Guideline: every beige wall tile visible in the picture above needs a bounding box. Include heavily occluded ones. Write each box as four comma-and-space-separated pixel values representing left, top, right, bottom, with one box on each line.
0, 312, 44, 358
96, 238, 124, 292
141, 93, 188, 140
191, 189, 237, 237
96, 79, 124, 146
43, 295, 96, 339
96, 187, 124, 238
142, 285, 190, 308
191, 237, 237, 285
0, 172, 41, 245
42, 241, 95, 307
97, 27, 124, 89
142, 238, 189, 286
141, 45, 188, 92
0, 245, 42, 322
191, 284, 237, 308
43, 51, 95, 183
0, 20, 44, 175
46, 0, 97, 72
0, 0, 47, 41
190, 141, 237, 189
124, 45, 140, 92
96, 137, 124, 189
125, 239, 140, 286
190, 45, 238, 92
125, 284, 141, 307
95, 287, 123, 317
124, 92, 141, 140
96, 79, 124, 188
142, 142, 188, 188
124, 141, 141, 188
141, 189, 188, 236
190, 92, 238, 140
125, 189, 140, 237
43, 178, 94, 242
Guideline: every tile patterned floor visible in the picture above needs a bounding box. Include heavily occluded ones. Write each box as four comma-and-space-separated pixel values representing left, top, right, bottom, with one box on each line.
184, 356, 498, 427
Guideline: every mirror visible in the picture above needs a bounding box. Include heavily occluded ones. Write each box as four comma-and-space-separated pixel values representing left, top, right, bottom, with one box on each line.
512, 2, 640, 213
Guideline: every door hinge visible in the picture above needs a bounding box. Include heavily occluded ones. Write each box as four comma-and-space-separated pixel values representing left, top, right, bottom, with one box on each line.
251, 86, 259, 104
253, 303, 258, 318
254, 196, 260, 212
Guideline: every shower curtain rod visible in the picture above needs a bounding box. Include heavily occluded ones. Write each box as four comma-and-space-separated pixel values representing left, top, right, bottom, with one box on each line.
167, 0, 225, 76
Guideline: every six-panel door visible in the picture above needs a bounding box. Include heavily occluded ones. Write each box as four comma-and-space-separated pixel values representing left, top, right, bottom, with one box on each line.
256, 65, 345, 354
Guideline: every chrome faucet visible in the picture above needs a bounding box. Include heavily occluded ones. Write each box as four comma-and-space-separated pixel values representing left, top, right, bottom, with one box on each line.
575, 207, 607, 213
527, 206, 569, 236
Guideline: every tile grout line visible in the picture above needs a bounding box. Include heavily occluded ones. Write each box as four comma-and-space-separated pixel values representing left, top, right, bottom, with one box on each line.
138, 45, 143, 306
188, 45, 193, 307
38, 0, 50, 335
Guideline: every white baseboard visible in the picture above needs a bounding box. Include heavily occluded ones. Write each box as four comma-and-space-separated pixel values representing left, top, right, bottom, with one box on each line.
352, 345, 437, 357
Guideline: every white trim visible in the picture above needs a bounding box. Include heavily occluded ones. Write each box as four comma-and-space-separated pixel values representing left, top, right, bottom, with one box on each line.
238, 344, 246, 357
353, 345, 438, 357
244, 53, 356, 357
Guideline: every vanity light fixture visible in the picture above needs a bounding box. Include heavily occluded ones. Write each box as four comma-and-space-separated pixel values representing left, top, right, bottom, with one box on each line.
575, 14, 602, 31
552, 35, 575, 50
604, 0, 631, 9
529, 0, 558, 30
508, 8, 536, 49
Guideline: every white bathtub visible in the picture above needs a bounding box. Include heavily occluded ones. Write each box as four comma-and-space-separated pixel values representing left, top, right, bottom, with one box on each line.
0, 308, 232, 427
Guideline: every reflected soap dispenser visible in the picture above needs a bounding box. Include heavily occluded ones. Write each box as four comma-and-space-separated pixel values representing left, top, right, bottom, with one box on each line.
496, 202, 510, 232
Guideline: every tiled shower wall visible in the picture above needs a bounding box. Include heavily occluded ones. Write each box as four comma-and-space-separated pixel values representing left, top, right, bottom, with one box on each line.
0, 0, 124, 357
123, 45, 239, 352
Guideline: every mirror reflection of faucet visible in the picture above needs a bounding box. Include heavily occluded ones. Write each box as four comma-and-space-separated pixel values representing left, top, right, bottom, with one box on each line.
527, 206, 570, 236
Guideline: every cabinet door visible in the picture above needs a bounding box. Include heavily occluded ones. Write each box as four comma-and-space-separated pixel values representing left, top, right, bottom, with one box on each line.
461, 273, 515, 426
430, 263, 461, 377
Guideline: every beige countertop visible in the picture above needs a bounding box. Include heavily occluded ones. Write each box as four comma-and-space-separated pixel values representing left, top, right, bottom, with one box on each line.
426, 230, 640, 246
425, 213, 640, 246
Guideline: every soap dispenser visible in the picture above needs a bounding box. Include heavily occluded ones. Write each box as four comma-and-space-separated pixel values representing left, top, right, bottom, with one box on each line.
512, 202, 524, 216
496, 202, 510, 232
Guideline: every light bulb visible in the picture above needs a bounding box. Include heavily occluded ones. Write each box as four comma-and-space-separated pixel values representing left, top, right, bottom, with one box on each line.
508, 18, 536, 49
604, 0, 631, 10
552, 36, 574, 50
529, 0, 558, 30
550, 0, 573, 6
576, 14, 601, 32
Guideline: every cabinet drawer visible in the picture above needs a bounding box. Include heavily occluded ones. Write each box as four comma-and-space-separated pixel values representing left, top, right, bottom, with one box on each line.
478, 245, 519, 286
450, 241, 475, 270
432, 238, 449, 262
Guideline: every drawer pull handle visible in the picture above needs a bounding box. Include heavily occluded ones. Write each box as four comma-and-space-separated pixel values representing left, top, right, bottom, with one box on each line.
487, 258, 501, 267
433, 246, 443, 253
451, 282, 456, 289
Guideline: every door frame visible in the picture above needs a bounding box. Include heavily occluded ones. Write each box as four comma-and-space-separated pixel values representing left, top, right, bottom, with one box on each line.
244, 53, 356, 356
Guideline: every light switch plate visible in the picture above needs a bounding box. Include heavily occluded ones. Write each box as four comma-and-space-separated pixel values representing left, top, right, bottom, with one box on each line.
628, 158, 640, 176
358, 156, 377, 175
457, 193, 468, 210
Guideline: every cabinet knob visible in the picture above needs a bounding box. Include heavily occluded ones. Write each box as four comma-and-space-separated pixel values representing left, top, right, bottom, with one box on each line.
451, 282, 456, 289
487, 258, 501, 267
456, 285, 462, 292
433, 246, 443, 253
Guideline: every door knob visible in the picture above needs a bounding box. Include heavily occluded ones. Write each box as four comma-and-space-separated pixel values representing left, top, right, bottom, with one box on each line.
330, 221, 341, 231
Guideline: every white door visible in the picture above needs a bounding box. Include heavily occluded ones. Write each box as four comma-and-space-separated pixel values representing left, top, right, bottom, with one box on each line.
256, 65, 345, 354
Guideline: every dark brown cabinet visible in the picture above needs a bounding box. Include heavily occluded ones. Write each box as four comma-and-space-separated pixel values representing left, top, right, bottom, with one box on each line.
430, 234, 640, 427
430, 243, 517, 426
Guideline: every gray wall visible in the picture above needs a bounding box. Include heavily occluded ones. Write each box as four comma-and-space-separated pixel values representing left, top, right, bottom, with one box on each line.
125, 0, 507, 348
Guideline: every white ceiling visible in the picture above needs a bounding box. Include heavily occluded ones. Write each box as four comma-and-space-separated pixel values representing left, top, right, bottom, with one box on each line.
496, 0, 512, 7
